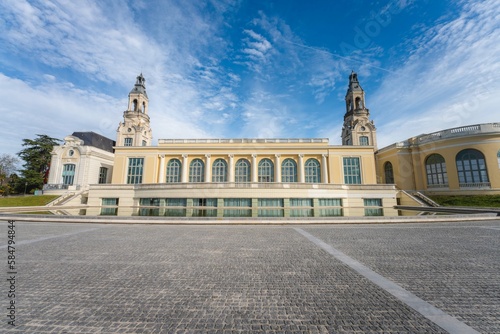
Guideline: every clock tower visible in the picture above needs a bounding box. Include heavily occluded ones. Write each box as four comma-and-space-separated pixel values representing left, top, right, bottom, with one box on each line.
341, 71, 377, 148
116, 74, 153, 147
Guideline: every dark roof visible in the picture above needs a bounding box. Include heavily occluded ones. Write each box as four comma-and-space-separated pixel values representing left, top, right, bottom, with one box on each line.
71, 132, 115, 153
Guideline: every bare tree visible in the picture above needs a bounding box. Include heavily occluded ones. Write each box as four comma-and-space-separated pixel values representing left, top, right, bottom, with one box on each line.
0, 153, 19, 186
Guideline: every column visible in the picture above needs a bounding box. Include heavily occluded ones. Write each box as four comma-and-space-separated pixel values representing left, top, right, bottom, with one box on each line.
298, 154, 305, 183
251, 154, 258, 182
205, 154, 211, 182
275, 154, 281, 182
158, 154, 165, 183
228, 154, 235, 182
182, 154, 188, 182
322, 154, 329, 183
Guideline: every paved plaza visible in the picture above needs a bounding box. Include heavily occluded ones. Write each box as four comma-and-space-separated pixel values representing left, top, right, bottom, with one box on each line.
1, 220, 499, 333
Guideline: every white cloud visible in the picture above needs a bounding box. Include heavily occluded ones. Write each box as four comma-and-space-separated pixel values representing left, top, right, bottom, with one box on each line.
371, 0, 500, 148
0, 73, 123, 155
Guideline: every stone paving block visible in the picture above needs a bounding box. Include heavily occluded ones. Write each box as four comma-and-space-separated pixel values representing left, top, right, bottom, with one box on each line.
0, 221, 498, 333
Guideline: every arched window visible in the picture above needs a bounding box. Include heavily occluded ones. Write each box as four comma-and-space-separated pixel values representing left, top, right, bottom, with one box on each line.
166, 159, 181, 183
305, 158, 321, 183
359, 136, 369, 146
355, 97, 362, 109
281, 159, 297, 182
497, 150, 500, 168
212, 158, 227, 182
456, 149, 489, 185
235, 159, 251, 182
62, 164, 76, 185
425, 154, 447, 187
258, 158, 274, 182
189, 159, 204, 183
142, 102, 145, 113
384, 162, 394, 184
133, 99, 138, 111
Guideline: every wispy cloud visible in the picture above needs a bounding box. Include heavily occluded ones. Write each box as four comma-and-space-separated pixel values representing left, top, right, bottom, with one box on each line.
0, 0, 498, 158
372, 0, 500, 147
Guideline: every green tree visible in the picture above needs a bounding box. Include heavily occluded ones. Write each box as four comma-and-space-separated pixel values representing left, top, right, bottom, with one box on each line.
17, 134, 61, 193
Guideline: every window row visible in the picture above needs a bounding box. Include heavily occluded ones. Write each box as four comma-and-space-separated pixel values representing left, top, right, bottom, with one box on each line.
125, 157, 363, 185
167, 158, 324, 183
61, 164, 109, 185
102, 197, 383, 217
384, 148, 492, 187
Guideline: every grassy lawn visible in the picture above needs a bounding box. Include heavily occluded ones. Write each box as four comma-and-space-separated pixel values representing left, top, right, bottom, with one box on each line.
429, 195, 500, 208
0, 195, 60, 207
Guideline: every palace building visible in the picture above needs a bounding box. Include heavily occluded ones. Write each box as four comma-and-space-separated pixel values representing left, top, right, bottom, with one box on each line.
45, 72, 500, 217
376, 123, 500, 195
47, 72, 399, 217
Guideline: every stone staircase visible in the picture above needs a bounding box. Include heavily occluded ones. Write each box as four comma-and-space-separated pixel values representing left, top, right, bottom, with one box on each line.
46, 189, 88, 215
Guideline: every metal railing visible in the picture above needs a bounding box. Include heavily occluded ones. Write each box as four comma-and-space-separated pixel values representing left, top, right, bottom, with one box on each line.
459, 182, 491, 189
89, 182, 397, 191
43, 184, 69, 190
159, 138, 329, 144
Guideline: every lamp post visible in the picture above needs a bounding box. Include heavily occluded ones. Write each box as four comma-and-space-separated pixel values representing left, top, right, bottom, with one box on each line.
24, 182, 28, 196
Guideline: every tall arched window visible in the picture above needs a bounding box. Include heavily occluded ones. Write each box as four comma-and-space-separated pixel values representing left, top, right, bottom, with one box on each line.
425, 154, 447, 187
281, 158, 297, 182
235, 159, 251, 182
62, 164, 76, 185
166, 159, 181, 183
141, 102, 145, 113
456, 149, 489, 186
359, 136, 369, 146
305, 158, 321, 183
258, 158, 274, 182
189, 159, 204, 183
384, 162, 394, 184
212, 158, 227, 182
132, 99, 138, 111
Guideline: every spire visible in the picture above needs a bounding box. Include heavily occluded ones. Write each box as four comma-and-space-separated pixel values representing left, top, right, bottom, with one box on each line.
341, 71, 377, 148
117, 74, 153, 147
130, 73, 148, 98
347, 70, 363, 93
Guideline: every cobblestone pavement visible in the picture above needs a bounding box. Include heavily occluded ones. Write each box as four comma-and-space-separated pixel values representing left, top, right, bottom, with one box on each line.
1, 220, 499, 333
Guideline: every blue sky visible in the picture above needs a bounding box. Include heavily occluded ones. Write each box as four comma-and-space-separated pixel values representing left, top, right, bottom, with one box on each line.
0, 0, 499, 157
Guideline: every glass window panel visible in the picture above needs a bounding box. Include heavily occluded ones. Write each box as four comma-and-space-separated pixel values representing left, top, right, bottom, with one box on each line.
304, 158, 321, 183
359, 136, 369, 146
456, 149, 489, 185
258, 159, 274, 182
189, 159, 205, 183
425, 154, 448, 186
384, 162, 394, 184
192, 198, 217, 217
166, 159, 182, 183
62, 164, 76, 185
101, 198, 118, 216
281, 159, 297, 182
127, 158, 144, 184
343, 157, 361, 184
212, 158, 228, 182
364, 198, 383, 216
235, 159, 251, 182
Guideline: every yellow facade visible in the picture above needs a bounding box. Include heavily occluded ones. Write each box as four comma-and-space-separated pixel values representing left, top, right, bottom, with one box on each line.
376, 123, 500, 195
82, 72, 401, 218
86, 138, 398, 218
